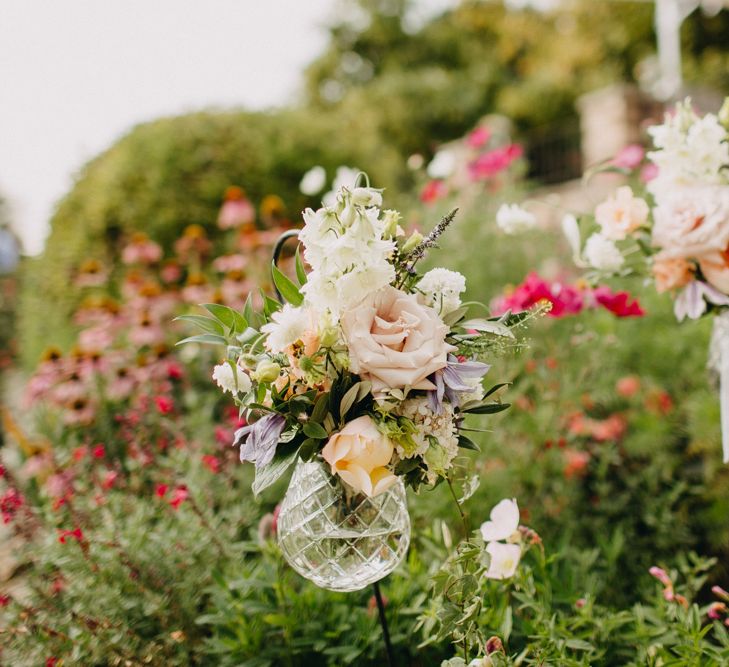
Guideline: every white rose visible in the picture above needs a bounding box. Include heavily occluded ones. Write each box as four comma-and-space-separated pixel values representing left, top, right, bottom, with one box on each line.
496, 204, 536, 235
212, 363, 251, 395
584, 233, 624, 272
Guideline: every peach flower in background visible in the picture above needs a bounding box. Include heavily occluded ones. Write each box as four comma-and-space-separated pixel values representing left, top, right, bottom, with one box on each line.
698, 248, 729, 294
321, 416, 397, 497
594, 186, 649, 240
652, 256, 694, 293
341, 286, 455, 394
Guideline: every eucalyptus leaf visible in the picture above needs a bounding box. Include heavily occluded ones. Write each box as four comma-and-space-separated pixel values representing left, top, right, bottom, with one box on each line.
303, 422, 328, 440
339, 383, 361, 419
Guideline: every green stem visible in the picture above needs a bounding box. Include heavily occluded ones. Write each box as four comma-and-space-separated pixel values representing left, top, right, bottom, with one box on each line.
446, 476, 469, 538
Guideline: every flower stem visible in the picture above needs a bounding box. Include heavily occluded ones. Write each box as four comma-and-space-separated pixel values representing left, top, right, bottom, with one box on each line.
446, 476, 469, 537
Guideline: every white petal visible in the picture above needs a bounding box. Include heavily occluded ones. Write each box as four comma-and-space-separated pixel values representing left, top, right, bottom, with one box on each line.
485, 541, 521, 580
480, 498, 519, 542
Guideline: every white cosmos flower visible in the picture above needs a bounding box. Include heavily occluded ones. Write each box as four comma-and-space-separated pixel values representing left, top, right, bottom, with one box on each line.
427, 149, 457, 179
261, 305, 313, 353
480, 498, 520, 542
299, 166, 327, 196
485, 541, 522, 580
212, 363, 251, 395
496, 204, 537, 234
584, 233, 624, 272
418, 268, 467, 315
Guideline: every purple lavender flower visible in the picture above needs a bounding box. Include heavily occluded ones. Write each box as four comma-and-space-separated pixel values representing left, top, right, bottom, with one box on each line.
234, 413, 286, 468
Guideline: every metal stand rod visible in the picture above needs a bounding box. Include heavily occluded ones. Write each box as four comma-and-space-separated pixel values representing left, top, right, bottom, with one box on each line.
373, 581, 394, 666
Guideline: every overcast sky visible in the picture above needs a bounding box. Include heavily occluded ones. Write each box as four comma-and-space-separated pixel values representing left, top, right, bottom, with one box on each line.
0, 0, 341, 254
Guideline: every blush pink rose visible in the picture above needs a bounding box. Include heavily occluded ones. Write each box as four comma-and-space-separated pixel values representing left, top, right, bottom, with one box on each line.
652, 256, 694, 293
341, 286, 456, 393
321, 416, 397, 497
652, 184, 729, 259
594, 186, 649, 240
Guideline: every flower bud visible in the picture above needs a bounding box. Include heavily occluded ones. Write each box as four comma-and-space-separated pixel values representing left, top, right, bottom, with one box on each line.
382, 209, 402, 238
401, 231, 423, 254
239, 353, 259, 369
485, 636, 504, 655
252, 360, 281, 383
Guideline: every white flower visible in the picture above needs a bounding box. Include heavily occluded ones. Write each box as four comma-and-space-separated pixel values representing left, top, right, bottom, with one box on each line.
496, 204, 536, 234
584, 233, 624, 272
418, 268, 467, 315
480, 498, 520, 542
561, 214, 588, 268
322, 166, 361, 206
647, 102, 729, 193
299, 166, 327, 196
427, 149, 457, 179
261, 305, 313, 353
212, 363, 251, 395
485, 541, 522, 580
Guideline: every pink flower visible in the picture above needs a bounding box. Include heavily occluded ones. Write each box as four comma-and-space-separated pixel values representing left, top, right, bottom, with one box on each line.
712, 585, 729, 600
101, 470, 119, 490
1, 488, 24, 524
420, 179, 447, 204
466, 126, 491, 149
155, 483, 169, 498
575, 598, 587, 609
591, 286, 645, 317
168, 485, 189, 510
468, 144, 522, 180
708, 602, 726, 620
340, 286, 456, 394
612, 144, 645, 170
649, 566, 672, 587
202, 455, 221, 474
0, 593, 10, 607
640, 162, 659, 183
491, 273, 584, 318
563, 449, 591, 479
218, 187, 255, 229
92, 444, 105, 459
616, 376, 641, 398
121, 234, 162, 265
154, 396, 174, 415
58, 527, 83, 544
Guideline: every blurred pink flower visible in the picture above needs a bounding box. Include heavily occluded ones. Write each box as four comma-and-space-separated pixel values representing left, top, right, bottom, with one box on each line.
169, 485, 189, 510
640, 163, 659, 183
563, 449, 591, 478
612, 144, 645, 170
616, 375, 641, 398
218, 187, 255, 229
420, 179, 448, 204
468, 144, 522, 180
466, 126, 491, 149
491, 272, 584, 318
591, 286, 645, 317
122, 235, 162, 265
213, 254, 248, 273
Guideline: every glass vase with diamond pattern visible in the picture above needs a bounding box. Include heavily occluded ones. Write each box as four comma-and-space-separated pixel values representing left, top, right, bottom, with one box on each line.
276, 458, 411, 592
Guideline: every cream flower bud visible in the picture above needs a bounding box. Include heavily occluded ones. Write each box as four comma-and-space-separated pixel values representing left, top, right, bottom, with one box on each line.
252, 360, 281, 384
401, 231, 423, 254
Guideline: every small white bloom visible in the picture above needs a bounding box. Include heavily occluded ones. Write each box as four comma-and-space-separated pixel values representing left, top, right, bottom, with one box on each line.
261, 304, 312, 353
480, 498, 520, 542
496, 204, 537, 234
427, 149, 457, 179
299, 166, 327, 196
584, 233, 624, 272
561, 213, 588, 268
212, 363, 251, 395
418, 268, 467, 315
485, 541, 522, 580
322, 166, 360, 206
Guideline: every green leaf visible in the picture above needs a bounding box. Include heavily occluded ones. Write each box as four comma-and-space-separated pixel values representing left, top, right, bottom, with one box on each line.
261, 291, 282, 318
461, 318, 514, 338
271, 262, 304, 306
295, 245, 308, 286
311, 393, 330, 423
442, 305, 469, 327
201, 303, 243, 330
252, 446, 300, 497
462, 402, 511, 415
457, 434, 480, 451
303, 422, 328, 440
483, 382, 510, 399
339, 383, 361, 420
174, 314, 226, 335
176, 333, 228, 347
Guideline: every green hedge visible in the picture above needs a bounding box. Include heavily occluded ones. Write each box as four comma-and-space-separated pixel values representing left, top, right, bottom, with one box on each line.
17, 108, 407, 367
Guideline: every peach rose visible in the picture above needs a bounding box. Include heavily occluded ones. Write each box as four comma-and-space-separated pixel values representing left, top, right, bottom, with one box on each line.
652, 184, 729, 259
698, 248, 729, 294
594, 186, 649, 240
341, 286, 456, 393
652, 256, 694, 293
321, 415, 397, 497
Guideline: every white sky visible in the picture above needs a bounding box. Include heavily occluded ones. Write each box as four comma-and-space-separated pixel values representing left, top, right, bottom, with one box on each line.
0, 0, 340, 255
0, 0, 460, 255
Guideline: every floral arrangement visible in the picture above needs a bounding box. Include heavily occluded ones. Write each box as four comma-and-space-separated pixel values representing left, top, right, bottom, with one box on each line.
557, 97, 729, 461
185, 179, 519, 497
562, 98, 729, 321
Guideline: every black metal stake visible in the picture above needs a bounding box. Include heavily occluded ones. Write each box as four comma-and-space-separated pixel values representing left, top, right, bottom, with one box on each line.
373, 581, 394, 667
